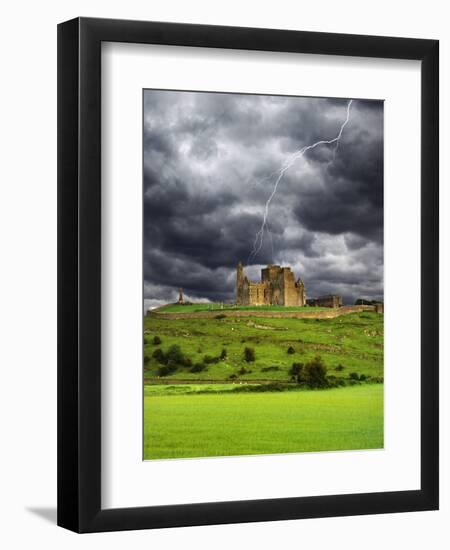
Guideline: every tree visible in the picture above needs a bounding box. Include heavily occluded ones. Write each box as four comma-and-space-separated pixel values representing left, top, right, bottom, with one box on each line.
303, 356, 329, 388
244, 347, 255, 362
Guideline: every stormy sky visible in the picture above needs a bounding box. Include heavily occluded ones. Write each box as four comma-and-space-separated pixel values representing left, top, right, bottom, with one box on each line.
143, 90, 383, 310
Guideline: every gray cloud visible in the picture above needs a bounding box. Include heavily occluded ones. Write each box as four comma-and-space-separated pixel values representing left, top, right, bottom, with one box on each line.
143, 90, 383, 307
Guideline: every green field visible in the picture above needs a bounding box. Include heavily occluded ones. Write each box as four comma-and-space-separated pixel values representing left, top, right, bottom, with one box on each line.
144, 310, 383, 382
143, 309, 383, 459
144, 384, 384, 459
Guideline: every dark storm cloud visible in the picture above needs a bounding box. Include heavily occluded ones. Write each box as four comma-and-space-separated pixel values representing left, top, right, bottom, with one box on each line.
143, 90, 383, 307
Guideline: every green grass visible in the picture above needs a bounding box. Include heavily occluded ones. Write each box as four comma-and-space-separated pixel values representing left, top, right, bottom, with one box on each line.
157, 303, 327, 313
144, 311, 383, 382
144, 384, 384, 459
144, 383, 263, 396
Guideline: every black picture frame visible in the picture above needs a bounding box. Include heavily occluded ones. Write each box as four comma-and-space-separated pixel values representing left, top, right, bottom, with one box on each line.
57, 17, 439, 533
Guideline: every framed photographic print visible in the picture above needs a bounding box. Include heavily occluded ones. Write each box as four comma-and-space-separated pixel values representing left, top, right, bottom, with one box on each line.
57, 17, 439, 532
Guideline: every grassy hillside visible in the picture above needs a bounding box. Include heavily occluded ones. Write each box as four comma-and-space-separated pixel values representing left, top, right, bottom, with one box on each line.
144, 311, 383, 382
144, 384, 384, 459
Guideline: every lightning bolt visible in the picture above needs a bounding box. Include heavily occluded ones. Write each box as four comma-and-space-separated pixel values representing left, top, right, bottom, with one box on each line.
248, 99, 353, 264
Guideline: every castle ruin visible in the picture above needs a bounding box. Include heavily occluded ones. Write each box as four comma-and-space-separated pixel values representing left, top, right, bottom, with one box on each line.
236, 262, 306, 307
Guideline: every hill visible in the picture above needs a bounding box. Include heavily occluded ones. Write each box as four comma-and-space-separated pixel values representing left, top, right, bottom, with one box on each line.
144, 310, 383, 384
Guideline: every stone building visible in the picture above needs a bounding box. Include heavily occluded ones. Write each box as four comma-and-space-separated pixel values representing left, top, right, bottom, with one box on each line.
307, 295, 342, 308
236, 262, 306, 307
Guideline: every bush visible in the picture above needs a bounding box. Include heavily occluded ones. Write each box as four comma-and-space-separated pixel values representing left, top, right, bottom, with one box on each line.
335, 364, 345, 372
303, 356, 329, 388
152, 335, 162, 345
203, 354, 220, 365
293, 356, 329, 388
190, 362, 206, 373
349, 372, 360, 381
244, 347, 255, 362
228, 373, 238, 380
328, 377, 347, 388
287, 346, 295, 355
238, 366, 252, 375
220, 348, 227, 360
152, 345, 193, 369
158, 362, 177, 376
359, 374, 368, 381
152, 348, 166, 364
289, 362, 304, 376
214, 314, 226, 319
165, 345, 185, 364
232, 382, 286, 393
143, 355, 150, 365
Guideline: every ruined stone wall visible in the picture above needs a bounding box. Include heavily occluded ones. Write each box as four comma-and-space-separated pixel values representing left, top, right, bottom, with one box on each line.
149, 305, 378, 320
248, 282, 267, 306
297, 280, 306, 307
282, 268, 300, 306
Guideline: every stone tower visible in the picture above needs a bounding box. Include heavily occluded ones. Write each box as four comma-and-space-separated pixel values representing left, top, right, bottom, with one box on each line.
177, 288, 185, 304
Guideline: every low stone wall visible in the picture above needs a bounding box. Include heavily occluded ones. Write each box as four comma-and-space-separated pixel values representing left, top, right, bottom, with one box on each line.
148, 305, 378, 321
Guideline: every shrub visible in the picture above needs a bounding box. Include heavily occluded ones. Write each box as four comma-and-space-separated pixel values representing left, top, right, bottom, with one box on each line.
220, 348, 227, 360
152, 335, 162, 345
165, 345, 185, 364
289, 362, 304, 376
293, 356, 329, 388
359, 374, 368, 381
214, 314, 226, 320
229, 373, 238, 380
287, 346, 295, 355
244, 347, 255, 362
190, 362, 206, 373
143, 355, 150, 365
232, 382, 285, 393
303, 356, 329, 388
158, 362, 177, 376
153, 345, 193, 369
238, 366, 252, 375
152, 348, 166, 364
335, 364, 345, 372
349, 372, 360, 381
328, 376, 347, 388
203, 354, 220, 365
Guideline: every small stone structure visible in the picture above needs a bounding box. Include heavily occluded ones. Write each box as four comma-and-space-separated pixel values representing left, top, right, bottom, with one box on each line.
307, 295, 343, 308
236, 262, 306, 307
177, 288, 185, 304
